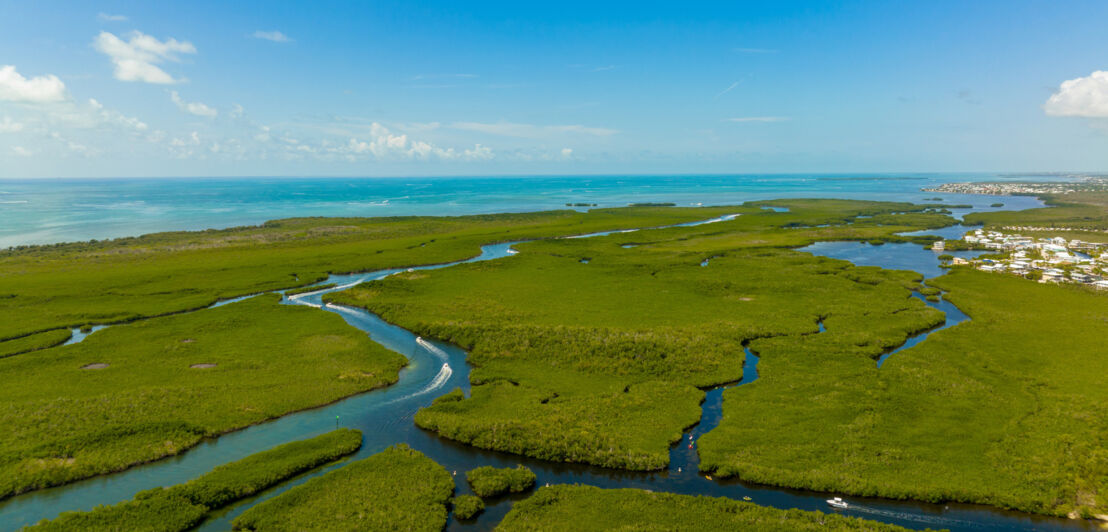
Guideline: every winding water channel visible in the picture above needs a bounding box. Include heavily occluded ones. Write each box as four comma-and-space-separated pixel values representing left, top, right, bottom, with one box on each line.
1, 218, 1098, 531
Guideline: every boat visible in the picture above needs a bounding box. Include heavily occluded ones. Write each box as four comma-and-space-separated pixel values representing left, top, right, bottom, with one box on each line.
742, 496, 752, 501
827, 497, 849, 509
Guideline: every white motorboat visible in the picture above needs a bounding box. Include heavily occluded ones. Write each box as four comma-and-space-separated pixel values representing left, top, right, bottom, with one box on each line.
827, 497, 849, 509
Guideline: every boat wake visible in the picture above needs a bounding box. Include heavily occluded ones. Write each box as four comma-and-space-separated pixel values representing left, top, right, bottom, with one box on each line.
416, 337, 449, 360
843, 503, 984, 529
384, 363, 453, 405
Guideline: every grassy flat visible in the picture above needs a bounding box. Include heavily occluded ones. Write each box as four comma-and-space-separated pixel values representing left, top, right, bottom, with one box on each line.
28, 429, 363, 531
0, 329, 71, 359
966, 192, 1108, 231
0, 296, 403, 499
327, 200, 950, 471
701, 269, 1108, 518
232, 444, 453, 531
0, 207, 742, 344
496, 485, 917, 531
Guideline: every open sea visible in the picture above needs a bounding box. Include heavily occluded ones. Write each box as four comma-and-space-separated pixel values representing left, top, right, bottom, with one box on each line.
0, 173, 1061, 247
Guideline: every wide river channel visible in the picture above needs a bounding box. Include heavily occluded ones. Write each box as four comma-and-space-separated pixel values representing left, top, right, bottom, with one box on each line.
0, 215, 1099, 532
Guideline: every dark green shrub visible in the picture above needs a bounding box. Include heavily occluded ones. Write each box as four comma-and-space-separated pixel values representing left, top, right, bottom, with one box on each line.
233, 444, 453, 531
466, 465, 536, 498
27, 430, 362, 531
452, 494, 484, 520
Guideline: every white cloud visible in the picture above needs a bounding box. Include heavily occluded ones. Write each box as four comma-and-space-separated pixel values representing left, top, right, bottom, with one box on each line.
464, 144, 493, 160
11, 146, 32, 157
725, 116, 789, 123
0, 65, 68, 103
733, 47, 778, 54
97, 13, 128, 22
252, 30, 291, 43
88, 98, 149, 130
170, 91, 218, 117
450, 121, 618, 138
1044, 71, 1108, 118
0, 116, 23, 133
230, 104, 244, 118
307, 123, 494, 162
94, 31, 196, 84
561, 147, 573, 157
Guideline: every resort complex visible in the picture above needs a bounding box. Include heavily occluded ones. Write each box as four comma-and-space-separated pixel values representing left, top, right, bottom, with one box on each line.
940, 229, 1108, 288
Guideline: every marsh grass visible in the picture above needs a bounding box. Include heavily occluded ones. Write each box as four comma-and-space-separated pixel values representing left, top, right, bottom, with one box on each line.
466, 465, 536, 498
232, 444, 453, 531
328, 200, 951, 471
27, 429, 363, 531
451, 494, 484, 520
497, 485, 918, 531
700, 270, 1108, 517
0, 296, 403, 499
0, 329, 71, 359
0, 207, 743, 344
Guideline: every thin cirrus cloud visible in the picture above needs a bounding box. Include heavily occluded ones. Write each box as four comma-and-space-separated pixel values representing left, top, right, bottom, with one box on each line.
0, 65, 68, 103
170, 91, 218, 117
725, 116, 789, 123
1044, 70, 1108, 118
97, 13, 127, 22
716, 80, 742, 98
252, 30, 291, 43
93, 31, 196, 84
450, 121, 618, 138
0, 116, 25, 133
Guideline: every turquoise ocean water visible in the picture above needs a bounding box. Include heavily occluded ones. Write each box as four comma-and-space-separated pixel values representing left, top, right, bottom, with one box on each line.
0, 174, 1056, 247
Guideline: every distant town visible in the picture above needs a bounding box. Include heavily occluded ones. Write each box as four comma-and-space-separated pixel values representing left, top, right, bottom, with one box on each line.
934, 229, 1108, 289
922, 177, 1108, 196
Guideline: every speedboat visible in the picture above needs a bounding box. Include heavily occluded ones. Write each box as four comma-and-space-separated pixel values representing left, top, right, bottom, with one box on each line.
827, 497, 849, 509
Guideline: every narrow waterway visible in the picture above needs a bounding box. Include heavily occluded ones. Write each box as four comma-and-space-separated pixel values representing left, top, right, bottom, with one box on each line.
0, 215, 1097, 532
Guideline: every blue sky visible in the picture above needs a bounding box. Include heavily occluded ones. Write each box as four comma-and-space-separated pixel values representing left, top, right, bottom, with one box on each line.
1, 0, 1107, 177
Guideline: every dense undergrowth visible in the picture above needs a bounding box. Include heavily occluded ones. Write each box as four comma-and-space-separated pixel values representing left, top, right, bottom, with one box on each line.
0, 207, 746, 343
496, 485, 918, 531
27, 429, 362, 531
700, 270, 1108, 518
327, 200, 950, 471
232, 444, 453, 531
466, 465, 536, 497
452, 494, 484, 520
0, 296, 403, 499
0, 329, 71, 359
965, 192, 1108, 232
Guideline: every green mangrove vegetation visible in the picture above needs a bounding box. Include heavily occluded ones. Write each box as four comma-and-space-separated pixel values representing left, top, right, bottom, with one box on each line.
466, 465, 536, 498
232, 444, 453, 531
28, 429, 363, 531
327, 199, 955, 471
699, 270, 1108, 518
0, 295, 403, 499
966, 192, 1108, 231
0, 206, 743, 346
0, 329, 71, 359
452, 494, 484, 520
496, 485, 917, 531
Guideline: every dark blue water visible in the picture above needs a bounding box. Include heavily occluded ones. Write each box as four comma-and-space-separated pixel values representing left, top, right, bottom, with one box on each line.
0, 175, 1051, 247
